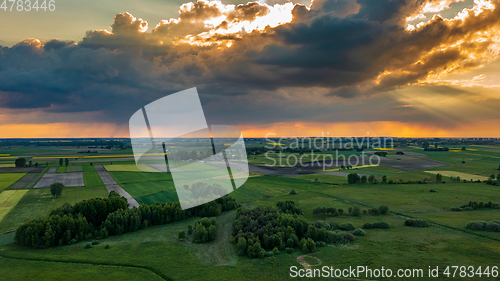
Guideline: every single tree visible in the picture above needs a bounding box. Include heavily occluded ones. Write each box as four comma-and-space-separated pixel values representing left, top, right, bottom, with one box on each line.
28, 160, 32, 167
360, 175, 367, 184
14, 157, 26, 168
368, 175, 376, 184
382, 175, 387, 183
490, 174, 496, 179
59, 158, 63, 166
65, 158, 69, 166
436, 173, 443, 183
50, 182, 64, 197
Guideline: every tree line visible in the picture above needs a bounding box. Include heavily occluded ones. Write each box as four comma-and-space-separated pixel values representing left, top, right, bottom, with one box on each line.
15, 194, 238, 248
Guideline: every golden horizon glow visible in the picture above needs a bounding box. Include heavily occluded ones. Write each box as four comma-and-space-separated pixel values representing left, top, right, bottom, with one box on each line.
1, 121, 500, 138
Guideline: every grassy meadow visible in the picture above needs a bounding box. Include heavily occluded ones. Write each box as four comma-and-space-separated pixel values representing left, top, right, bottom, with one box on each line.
0, 143, 500, 280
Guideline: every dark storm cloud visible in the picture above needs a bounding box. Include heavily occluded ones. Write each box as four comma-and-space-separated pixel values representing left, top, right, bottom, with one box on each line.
1, 0, 500, 126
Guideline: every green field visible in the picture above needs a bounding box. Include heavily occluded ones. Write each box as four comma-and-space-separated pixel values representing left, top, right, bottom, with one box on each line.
1, 175, 500, 280
0, 186, 108, 233
0, 257, 164, 281
1, 143, 500, 280
83, 171, 105, 187
291, 174, 347, 184
0, 173, 27, 192
0, 190, 29, 224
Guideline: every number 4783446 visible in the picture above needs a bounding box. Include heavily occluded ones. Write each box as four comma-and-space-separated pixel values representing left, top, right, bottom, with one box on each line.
1, 0, 55, 11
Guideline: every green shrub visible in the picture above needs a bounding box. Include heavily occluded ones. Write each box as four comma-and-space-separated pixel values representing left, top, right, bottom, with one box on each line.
187, 224, 193, 235
329, 221, 340, 230
353, 228, 366, 236
352, 206, 361, 217
378, 205, 389, 215
368, 208, 380, 215
450, 207, 461, 212
91, 240, 100, 245
70, 239, 77, 245
466, 221, 485, 231
289, 190, 297, 195
272, 247, 280, 255
404, 219, 430, 228
339, 223, 355, 231
84, 243, 92, 249
178, 230, 186, 240
286, 247, 294, 254
372, 222, 390, 229
342, 232, 355, 242
105, 244, 110, 249
362, 222, 373, 229
484, 222, 500, 232
316, 241, 326, 247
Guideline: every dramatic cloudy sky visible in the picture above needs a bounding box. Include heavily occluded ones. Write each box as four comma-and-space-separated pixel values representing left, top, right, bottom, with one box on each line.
1, 0, 500, 137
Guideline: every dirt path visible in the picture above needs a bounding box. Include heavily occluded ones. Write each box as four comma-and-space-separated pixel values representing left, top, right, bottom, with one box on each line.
296, 253, 322, 270
105, 184, 140, 208
95, 165, 139, 208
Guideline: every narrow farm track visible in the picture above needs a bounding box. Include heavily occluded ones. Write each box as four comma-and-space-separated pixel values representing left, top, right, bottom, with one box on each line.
95, 165, 140, 208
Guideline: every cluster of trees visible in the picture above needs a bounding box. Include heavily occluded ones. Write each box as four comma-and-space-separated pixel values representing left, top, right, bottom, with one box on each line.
374, 151, 388, 157
362, 222, 390, 229
347, 173, 382, 184
404, 219, 431, 228
230, 201, 357, 258
313, 205, 389, 217
466, 220, 500, 232
58, 158, 69, 166
192, 217, 217, 243
16, 194, 238, 248
190, 182, 229, 200
451, 201, 498, 211
486, 174, 500, 186
276, 201, 303, 215
16, 196, 129, 248
424, 147, 449, 151
339, 165, 354, 170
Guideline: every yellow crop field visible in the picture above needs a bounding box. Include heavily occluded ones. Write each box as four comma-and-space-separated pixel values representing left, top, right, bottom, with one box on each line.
424, 171, 489, 181
104, 164, 159, 172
